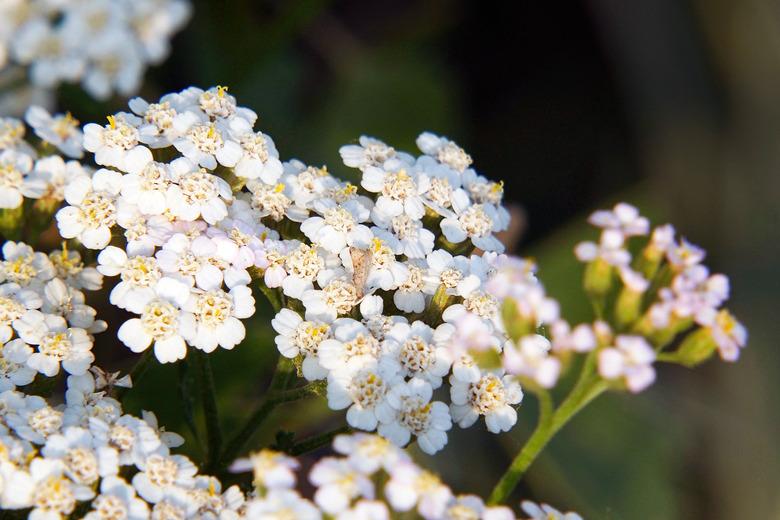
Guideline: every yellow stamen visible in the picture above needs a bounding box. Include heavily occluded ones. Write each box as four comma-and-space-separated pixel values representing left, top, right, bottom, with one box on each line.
273, 183, 285, 193
106, 115, 116, 129
217, 85, 228, 98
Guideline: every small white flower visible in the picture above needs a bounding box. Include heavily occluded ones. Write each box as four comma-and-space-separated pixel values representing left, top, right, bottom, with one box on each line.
332, 432, 407, 474
173, 120, 242, 170
272, 309, 331, 381
48, 246, 103, 291
440, 195, 505, 253
24, 457, 95, 517
97, 247, 162, 314
56, 168, 123, 249
450, 372, 522, 433
63, 373, 122, 428
416, 132, 473, 173
245, 489, 322, 520
362, 166, 429, 222
521, 500, 583, 520
165, 164, 233, 224
699, 309, 747, 362
588, 202, 649, 237
0, 282, 42, 342
120, 160, 174, 216
424, 249, 479, 297
302, 275, 361, 322
25, 106, 84, 158
233, 130, 283, 182
40, 278, 103, 332
180, 285, 255, 353
14, 310, 94, 377
116, 283, 191, 364
550, 320, 597, 353
310, 457, 374, 515
384, 460, 452, 519
340, 136, 401, 170
246, 180, 295, 222
83, 115, 152, 174
378, 378, 451, 455
327, 356, 402, 432
301, 198, 374, 254
229, 449, 299, 491
598, 335, 656, 393
0, 149, 33, 209
384, 320, 452, 388
393, 261, 427, 313
22, 155, 92, 203
132, 453, 197, 503
41, 426, 117, 486
85, 475, 149, 520
0, 338, 35, 391
502, 335, 561, 389
0, 241, 55, 290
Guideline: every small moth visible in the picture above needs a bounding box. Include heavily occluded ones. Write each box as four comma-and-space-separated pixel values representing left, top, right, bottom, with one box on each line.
349, 246, 371, 299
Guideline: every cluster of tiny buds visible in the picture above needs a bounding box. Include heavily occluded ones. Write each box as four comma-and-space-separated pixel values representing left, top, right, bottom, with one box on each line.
0, 0, 191, 100
229, 432, 583, 520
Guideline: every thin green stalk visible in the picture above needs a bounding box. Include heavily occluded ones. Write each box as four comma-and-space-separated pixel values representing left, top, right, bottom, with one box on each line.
488, 353, 608, 505
195, 351, 222, 471
288, 426, 353, 456
217, 382, 319, 470
115, 350, 155, 401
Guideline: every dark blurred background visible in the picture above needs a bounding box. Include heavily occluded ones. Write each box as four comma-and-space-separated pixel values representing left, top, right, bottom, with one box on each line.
56, 1, 780, 518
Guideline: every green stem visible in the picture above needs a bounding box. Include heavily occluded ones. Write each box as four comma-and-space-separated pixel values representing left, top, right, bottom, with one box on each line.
217, 382, 319, 470
488, 354, 608, 505
194, 351, 222, 471
115, 350, 155, 401
288, 426, 353, 456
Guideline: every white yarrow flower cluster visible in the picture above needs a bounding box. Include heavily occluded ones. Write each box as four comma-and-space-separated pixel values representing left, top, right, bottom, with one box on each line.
230, 432, 579, 520
0, 241, 105, 382
1, 0, 191, 99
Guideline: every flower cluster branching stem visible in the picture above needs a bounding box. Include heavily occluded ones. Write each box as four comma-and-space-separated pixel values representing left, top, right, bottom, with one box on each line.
488, 352, 608, 505
195, 350, 223, 471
